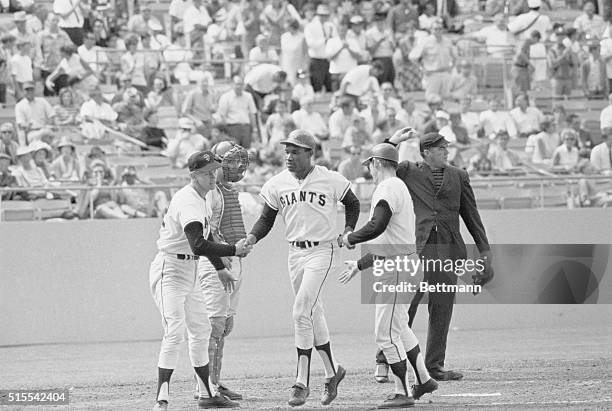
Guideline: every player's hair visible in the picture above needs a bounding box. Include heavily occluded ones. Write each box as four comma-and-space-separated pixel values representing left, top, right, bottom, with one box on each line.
372, 157, 398, 171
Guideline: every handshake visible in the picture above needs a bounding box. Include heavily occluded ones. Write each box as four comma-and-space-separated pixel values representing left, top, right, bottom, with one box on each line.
337, 229, 355, 250
234, 234, 257, 257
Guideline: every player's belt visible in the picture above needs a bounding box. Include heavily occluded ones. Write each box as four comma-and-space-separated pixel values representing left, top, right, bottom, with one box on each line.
176, 254, 200, 260
291, 241, 320, 249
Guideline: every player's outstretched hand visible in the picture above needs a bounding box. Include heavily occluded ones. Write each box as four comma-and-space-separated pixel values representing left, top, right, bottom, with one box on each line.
338, 260, 359, 284
389, 126, 417, 145
217, 268, 237, 293
235, 238, 253, 257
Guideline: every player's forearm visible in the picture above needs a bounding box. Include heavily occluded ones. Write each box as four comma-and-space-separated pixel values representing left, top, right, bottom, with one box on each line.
340, 189, 360, 231
248, 204, 278, 243
184, 222, 237, 260
347, 200, 392, 246
357, 253, 374, 270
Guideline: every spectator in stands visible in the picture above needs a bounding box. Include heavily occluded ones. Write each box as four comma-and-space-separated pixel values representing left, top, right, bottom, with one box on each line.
50, 137, 80, 181
467, 142, 493, 175
80, 86, 118, 140
418, 3, 437, 31
30, 141, 53, 179
127, 3, 163, 35
566, 114, 594, 154
467, 14, 515, 58
460, 96, 480, 138
292, 69, 315, 102
479, 96, 517, 139
183, 0, 211, 51
329, 96, 359, 141
10, 39, 34, 101
510, 93, 543, 138
145, 76, 173, 110
387, 0, 418, 36
599, 92, 612, 130
39, 13, 72, 97
0, 123, 18, 164
12, 144, 50, 199
425, 109, 448, 134
507, 0, 551, 41
377, 82, 401, 114
260, 0, 301, 51
337, 145, 366, 181
346, 15, 368, 64
53, 88, 79, 126
26, 3, 48, 34
10, 11, 42, 68
77, 31, 109, 82
280, 19, 307, 85
0, 152, 17, 200
241, 0, 262, 57
46, 44, 97, 95
53, 0, 86, 46
120, 35, 148, 93
265, 100, 293, 146
244, 64, 286, 110
342, 114, 371, 149
291, 95, 328, 141
326, 19, 361, 91
140, 108, 167, 149
84, 160, 139, 219
573, 1, 606, 40
164, 117, 208, 168
0, 34, 15, 106
168, 0, 192, 34
487, 130, 522, 171
117, 165, 168, 217
548, 27, 579, 98
263, 81, 299, 114
249, 34, 280, 70
409, 20, 455, 100
449, 59, 477, 102
529, 30, 548, 90
393, 21, 423, 93
91, 18, 108, 47
395, 96, 420, 130
552, 128, 580, 170
338, 61, 383, 104
15, 82, 56, 145
525, 116, 559, 163
114, 86, 147, 137
304, 4, 336, 93
589, 127, 612, 174
576, 159, 612, 207
181, 75, 216, 139
366, 11, 395, 85
215, 75, 258, 148
581, 41, 608, 99
511, 33, 536, 93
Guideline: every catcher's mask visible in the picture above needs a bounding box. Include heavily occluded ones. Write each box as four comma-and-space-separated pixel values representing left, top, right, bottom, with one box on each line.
211, 141, 249, 183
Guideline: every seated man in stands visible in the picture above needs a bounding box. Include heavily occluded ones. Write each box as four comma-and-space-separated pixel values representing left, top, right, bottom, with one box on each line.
329, 96, 360, 141
263, 81, 300, 115
14, 82, 56, 144
448, 60, 478, 102
140, 109, 167, 149
164, 117, 209, 168
468, 141, 493, 175
576, 159, 612, 207
0, 152, 18, 200
589, 127, 612, 174
113, 87, 146, 137
566, 114, 594, 155
80, 87, 119, 140
525, 117, 559, 164
552, 129, 580, 170
0, 122, 18, 164
291, 96, 328, 142
479, 96, 517, 138
117, 166, 169, 217
509, 93, 543, 138
488, 130, 522, 171
12, 145, 51, 199
337, 145, 366, 181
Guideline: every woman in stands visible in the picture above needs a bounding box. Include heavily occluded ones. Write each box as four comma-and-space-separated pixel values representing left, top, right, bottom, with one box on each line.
54, 88, 80, 126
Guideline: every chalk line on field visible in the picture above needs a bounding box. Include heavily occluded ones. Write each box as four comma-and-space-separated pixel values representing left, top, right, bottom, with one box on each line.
440, 393, 502, 397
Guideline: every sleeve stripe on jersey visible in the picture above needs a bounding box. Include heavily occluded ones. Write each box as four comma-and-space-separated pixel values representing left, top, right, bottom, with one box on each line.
259, 194, 279, 211
181, 218, 204, 231
339, 181, 351, 201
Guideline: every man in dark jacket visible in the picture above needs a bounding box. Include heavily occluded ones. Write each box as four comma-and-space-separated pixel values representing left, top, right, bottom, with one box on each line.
385, 128, 493, 381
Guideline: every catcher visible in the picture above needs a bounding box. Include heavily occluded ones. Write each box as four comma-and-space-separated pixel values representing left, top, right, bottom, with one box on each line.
196, 141, 250, 401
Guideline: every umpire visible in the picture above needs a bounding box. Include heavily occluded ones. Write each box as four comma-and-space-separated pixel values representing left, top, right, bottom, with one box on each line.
385, 129, 494, 381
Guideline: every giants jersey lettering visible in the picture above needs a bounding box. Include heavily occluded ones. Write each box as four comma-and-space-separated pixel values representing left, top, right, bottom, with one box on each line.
260, 165, 350, 242
157, 185, 211, 255
368, 177, 416, 256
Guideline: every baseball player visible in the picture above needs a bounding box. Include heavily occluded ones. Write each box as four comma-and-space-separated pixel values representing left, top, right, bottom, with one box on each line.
148, 151, 252, 410
195, 141, 250, 401
244, 129, 361, 407
338, 143, 438, 409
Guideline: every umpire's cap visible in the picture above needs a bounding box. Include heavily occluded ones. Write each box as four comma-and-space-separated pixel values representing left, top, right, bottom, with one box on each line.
280, 129, 316, 151
420, 132, 449, 152
362, 143, 399, 165
187, 150, 222, 172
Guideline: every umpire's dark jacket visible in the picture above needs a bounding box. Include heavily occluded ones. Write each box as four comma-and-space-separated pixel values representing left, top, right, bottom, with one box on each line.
396, 161, 490, 260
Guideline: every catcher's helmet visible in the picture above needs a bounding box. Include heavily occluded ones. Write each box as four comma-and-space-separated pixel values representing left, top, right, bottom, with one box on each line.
362, 143, 399, 166
211, 141, 249, 183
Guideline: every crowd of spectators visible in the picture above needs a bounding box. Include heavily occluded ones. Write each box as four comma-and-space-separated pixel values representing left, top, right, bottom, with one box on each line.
0, 0, 612, 217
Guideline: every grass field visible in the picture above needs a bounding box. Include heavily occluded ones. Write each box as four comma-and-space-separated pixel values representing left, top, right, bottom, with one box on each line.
2, 321, 611, 410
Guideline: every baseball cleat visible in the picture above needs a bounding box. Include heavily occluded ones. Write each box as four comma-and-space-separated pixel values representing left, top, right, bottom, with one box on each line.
152, 400, 168, 410
321, 364, 346, 405
429, 369, 463, 381
411, 378, 439, 400
198, 394, 239, 408
218, 384, 243, 400
375, 363, 390, 383
288, 383, 310, 407
376, 393, 415, 409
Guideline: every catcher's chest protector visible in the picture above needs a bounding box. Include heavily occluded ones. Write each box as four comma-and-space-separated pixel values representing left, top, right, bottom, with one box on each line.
219, 186, 247, 245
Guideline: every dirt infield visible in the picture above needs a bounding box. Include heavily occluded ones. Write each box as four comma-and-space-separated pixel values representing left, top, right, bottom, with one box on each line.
1, 323, 611, 410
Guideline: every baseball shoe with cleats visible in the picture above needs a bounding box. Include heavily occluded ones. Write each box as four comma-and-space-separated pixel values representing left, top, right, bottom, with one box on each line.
429, 369, 463, 381
377, 393, 415, 409
411, 378, 438, 400
218, 384, 243, 401
321, 364, 346, 405
288, 383, 310, 407
198, 395, 239, 408
375, 363, 390, 383
152, 400, 168, 410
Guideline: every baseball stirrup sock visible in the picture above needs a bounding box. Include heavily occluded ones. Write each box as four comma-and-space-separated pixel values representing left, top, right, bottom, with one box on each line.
156, 367, 173, 402
194, 364, 213, 398
296, 347, 312, 387
315, 342, 336, 380
389, 360, 410, 397
406, 345, 430, 385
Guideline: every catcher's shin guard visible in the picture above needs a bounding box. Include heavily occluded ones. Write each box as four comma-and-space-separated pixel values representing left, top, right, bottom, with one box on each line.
375, 349, 390, 383
209, 316, 226, 385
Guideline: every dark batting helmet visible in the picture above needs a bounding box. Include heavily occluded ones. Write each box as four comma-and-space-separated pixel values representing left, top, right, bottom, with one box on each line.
211, 141, 249, 183
362, 143, 399, 165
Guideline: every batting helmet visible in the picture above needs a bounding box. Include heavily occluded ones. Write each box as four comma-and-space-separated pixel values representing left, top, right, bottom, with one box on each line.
211, 141, 249, 183
362, 143, 399, 166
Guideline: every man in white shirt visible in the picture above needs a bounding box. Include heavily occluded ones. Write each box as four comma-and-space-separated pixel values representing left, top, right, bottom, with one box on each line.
338, 62, 383, 104
509, 94, 544, 138
79, 87, 118, 140
507, 0, 551, 41
377, 82, 401, 114
14, 82, 55, 145
244, 64, 286, 110
183, 0, 211, 49
590, 128, 612, 173
304, 4, 337, 92
600, 93, 612, 130
77, 32, 108, 77
53, 0, 85, 45
467, 14, 515, 58
165, 117, 209, 168
127, 3, 164, 35
460, 97, 481, 139
601, 25, 612, 91
329, 96, 359, 141
573, 2, 606, 39
291, 96, 329, 141
325, 22, 360, 86
479, 98, 518, 139
215, 76, 258, 148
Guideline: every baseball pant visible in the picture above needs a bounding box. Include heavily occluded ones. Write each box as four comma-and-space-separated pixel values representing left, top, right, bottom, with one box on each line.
288, 242, 338, 349
199, 257, 244, 318
149, 252, 211, 369
309, 58, 332, 92
422, 71, 452, 100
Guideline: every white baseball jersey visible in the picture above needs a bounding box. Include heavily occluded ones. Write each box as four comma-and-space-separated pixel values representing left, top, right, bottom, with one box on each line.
260, 165, 350, 242
368, 176, 416, 256
156, 184, 212, 255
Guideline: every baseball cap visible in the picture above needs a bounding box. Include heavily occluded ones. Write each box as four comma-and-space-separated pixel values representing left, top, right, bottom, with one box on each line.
349, 15, 365, 25
280, 129, 316, 151
187, 150, 222, 173
420, 133, 450, 152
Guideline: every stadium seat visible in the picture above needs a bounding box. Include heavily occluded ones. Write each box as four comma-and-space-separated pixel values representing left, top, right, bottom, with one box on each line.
500, 197, 534, 209
32, 199, 73, 220
476, 198, 501, 209
0, 201, 36, 221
